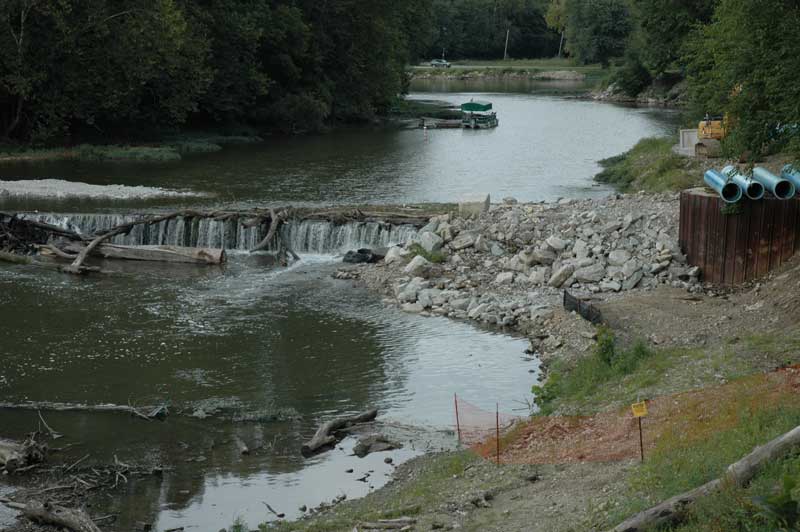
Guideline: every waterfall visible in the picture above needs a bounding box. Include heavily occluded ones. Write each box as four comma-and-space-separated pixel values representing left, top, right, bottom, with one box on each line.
22, 213, 417, 254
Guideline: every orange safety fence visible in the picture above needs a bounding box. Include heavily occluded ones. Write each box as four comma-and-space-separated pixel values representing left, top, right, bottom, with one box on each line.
454, 394, 523, 463
456, 365, 800, 466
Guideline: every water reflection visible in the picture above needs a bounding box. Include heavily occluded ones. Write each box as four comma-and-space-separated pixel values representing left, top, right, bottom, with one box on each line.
0, 93, 679, 211
0, 256, 535, 530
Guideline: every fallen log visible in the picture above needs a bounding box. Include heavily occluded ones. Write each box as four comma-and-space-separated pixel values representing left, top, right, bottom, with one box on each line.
2, 500, 102, 532
0, 401, 165, 421
63, 212, 182, 274
607, 424, 800, 532
62, 243, 226, 265
301, 409, 378, 456
250, 208, 281, 253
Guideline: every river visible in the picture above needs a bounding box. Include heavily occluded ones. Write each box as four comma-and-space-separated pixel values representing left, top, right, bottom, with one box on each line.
0, 84, 679, 531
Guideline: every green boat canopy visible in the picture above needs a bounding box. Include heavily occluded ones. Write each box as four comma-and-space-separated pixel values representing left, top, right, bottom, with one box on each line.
461, 100, 493, 112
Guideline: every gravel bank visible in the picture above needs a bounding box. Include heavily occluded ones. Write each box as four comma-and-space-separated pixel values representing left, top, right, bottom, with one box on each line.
0, 179, 206, 200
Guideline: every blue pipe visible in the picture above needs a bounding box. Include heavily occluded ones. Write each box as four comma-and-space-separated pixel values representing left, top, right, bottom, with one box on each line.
722, 165, 765, 200
781, 164, 800, 192
704, 169, 742, 203
753, 167, 795, 199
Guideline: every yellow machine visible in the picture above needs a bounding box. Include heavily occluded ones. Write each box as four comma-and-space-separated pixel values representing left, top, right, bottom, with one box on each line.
695, 114, 726, 158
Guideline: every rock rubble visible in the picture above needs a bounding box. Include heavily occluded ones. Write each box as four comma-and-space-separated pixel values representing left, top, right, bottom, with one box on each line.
352, 193, 698, 345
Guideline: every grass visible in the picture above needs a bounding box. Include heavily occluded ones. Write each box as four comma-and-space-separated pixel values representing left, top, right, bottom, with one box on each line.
595, 137, 704, 192
604, 388, 800, 531
407, 243, 446, 264
532, 328, 657, 415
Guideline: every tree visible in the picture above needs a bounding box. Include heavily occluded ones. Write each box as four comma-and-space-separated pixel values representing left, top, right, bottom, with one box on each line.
545, 0, 567, 56
564, 0, 632, 66
631, 0, 717, 76
686, 0, 800, 161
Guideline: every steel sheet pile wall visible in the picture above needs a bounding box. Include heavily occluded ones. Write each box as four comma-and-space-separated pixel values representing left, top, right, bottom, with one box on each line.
679, 189, 800, 284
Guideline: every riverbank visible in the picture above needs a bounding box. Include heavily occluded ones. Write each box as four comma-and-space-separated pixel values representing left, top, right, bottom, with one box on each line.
279, 189, 800, 531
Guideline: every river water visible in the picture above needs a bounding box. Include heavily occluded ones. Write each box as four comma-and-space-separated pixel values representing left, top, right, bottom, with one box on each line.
0, 84, 679, 531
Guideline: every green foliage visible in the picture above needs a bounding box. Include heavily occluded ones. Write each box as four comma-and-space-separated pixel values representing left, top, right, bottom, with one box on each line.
564, 0, 632, 67
426, 0, 560, 61
0, 0, 433, 143
752, 475, 800, 530
631, 0, 716, 76
532, 328, 654, 414
685, 1, 800, 164
595, 137, 702, 192
407, 243, 446, 264
611, 49, 652, 97
228, 517, 248, 532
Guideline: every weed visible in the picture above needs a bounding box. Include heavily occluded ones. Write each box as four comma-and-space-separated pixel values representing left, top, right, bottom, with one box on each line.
407, 243, 446, 264
532, 329, 654, 414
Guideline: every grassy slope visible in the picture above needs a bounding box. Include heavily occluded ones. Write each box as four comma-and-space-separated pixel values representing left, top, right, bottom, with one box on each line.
595, 137, 704, 193
533, 326, 800, 531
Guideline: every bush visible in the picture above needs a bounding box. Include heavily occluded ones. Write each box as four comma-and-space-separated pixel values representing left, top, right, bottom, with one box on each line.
407, 243, 445, 264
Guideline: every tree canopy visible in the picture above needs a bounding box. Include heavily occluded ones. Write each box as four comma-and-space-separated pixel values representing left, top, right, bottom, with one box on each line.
0, 0, 433, 143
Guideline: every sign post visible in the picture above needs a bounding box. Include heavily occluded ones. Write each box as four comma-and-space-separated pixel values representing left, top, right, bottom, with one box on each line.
631, 401, 648, 462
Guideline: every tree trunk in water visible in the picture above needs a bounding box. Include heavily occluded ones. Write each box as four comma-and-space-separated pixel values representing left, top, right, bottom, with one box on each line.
62, 243, 226, 265
250, 208, 281, 253
301, 409, 378, 456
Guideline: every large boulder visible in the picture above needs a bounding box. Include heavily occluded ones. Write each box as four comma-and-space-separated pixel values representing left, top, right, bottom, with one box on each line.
548, 264, 575, 288
494, 272, 515, 285
404, 255, 431, 276
343, 248, 382, 264
607, 250, 632, 267
419, 231, 444, 254
451, 231, 480, 250
384, 246, 406, 265
529, 267, 549, 285
574, 262, 606, 283
530, 248, 557, 265
545, 235, 568, 252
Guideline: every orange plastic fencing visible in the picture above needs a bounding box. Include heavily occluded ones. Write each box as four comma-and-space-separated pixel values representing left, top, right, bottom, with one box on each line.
454, 394, 523, 462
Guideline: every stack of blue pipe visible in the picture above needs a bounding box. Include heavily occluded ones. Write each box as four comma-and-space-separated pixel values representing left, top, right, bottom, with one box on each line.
704, 165, 800, 203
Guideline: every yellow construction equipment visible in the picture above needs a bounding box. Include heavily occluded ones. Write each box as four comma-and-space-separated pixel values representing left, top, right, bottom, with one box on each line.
695, 114, 726, 158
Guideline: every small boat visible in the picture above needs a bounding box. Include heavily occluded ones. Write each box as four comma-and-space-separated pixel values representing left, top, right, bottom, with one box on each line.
461, 100, 499, 129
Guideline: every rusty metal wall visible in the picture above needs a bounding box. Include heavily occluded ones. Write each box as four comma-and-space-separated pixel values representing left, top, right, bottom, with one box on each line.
679, 189, 800, 285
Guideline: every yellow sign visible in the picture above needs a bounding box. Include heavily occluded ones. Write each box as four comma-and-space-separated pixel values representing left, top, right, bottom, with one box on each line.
631, 401, 648, 418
